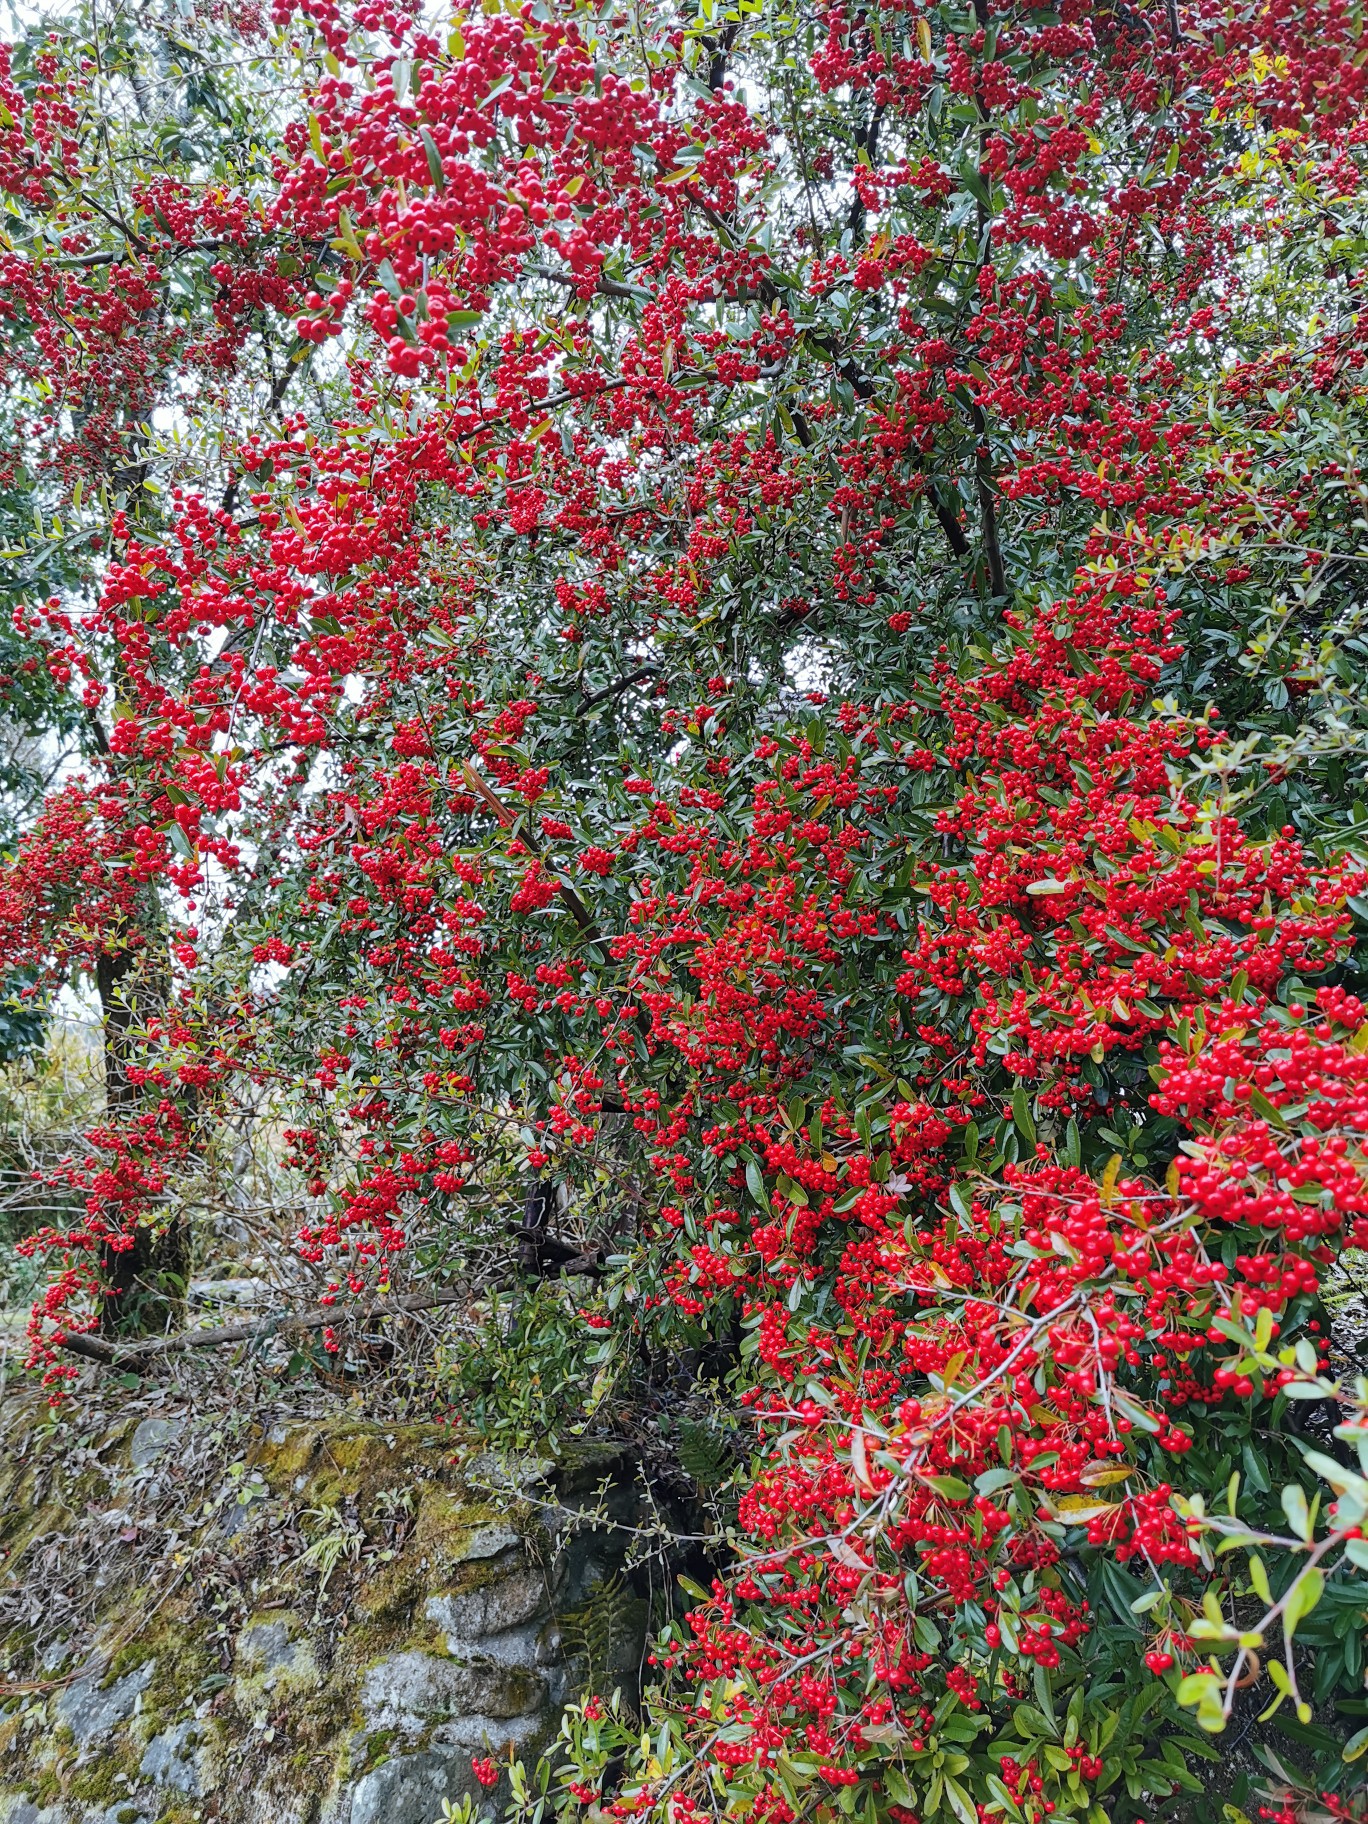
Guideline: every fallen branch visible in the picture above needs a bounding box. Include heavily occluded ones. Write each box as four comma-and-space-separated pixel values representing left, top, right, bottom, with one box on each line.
56, 1287, 468, 1367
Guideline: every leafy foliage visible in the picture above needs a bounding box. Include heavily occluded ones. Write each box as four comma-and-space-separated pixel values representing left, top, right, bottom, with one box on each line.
0, 0, 1367, 1818
560, 1570, 640, 1701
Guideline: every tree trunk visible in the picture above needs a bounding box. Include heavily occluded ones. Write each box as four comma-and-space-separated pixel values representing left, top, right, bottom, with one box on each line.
95, 929, 188, 1339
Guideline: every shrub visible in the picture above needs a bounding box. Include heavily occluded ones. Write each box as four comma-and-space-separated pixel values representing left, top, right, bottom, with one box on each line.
0, 0, 1366, 1815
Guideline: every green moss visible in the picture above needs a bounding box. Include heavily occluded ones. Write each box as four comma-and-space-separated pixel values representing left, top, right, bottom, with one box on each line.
30, 1767, 64, 1805
0, 1407, 138, 1569
66, 1750, 141, 1809
416, 1491, 520, 1563
361, 1726, 397, 1771
9, 1614, 220, 1817
108, 1614, 217, 1728
353, 1489, 527, 1630
492, 1663, 545, 1715
233, 1611, 322, 1724
250, 1420, 458, 1516
1, 1415, 630, 1822
280, 1667, 354, 1752
549, 1439, 634, 1496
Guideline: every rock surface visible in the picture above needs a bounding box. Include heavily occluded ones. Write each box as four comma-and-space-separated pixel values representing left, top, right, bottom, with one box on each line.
0, 1419, 648, 1824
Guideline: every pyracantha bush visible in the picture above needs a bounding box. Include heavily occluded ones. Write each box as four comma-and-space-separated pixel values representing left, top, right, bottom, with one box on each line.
2, 0, 1368, 1816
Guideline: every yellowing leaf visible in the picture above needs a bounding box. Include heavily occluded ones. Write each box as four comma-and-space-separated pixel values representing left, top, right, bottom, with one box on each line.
1101, 1153, 1122, 1205
1051, 1495, 1118, 1522
335, 206, 363, 259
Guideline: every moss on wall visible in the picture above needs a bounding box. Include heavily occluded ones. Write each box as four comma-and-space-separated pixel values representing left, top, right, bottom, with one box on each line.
0, 1407, 645, 1824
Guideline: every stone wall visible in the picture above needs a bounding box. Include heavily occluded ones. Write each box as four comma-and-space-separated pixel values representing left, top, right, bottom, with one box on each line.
0, 1414, 650, 1824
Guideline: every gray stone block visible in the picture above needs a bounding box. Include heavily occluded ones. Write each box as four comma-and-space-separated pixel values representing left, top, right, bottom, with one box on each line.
360, 1649, 544, 1733
128, 1419, 181, 1472
54, 1662, 155, 1749
424, 1564, 547, 1639
341, 1748, 474, 1824
139, 1718, 211, 1795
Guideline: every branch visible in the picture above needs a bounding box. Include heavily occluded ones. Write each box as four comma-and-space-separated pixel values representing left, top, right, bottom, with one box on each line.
918, 462, 972, 559
705, 20, 740, 92
514, 1180, 606, 1278
527, 263, 652, 303
53, 236, 221, 269
461, 759, 608, 948
547, 186, 956, 568
579, 664, 662, 713
51, 234, 330, 271
56, 1286, 468, 1367
694, 223, 969, 557
538, 374, 633, 413
222, 342, 312, 514
84, 704, 111, 757
848, 104, 884, 243
969, 403, 1007, 597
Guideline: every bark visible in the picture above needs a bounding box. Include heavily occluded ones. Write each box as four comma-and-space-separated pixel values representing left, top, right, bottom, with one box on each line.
95, 909, 187, 1339
59, 1285, 469, 1366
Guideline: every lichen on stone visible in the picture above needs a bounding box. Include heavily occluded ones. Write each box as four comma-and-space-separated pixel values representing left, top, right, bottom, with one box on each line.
1, 1408, 648, 1824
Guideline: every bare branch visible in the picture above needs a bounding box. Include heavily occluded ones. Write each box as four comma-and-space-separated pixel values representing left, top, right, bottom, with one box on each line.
56, 1285, 469, 1367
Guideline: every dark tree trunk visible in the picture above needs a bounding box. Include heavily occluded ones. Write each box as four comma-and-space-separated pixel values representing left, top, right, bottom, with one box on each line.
95, 932, 188, 1339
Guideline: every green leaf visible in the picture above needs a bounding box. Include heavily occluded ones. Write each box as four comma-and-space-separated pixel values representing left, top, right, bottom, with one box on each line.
1283, 1567, 1324, 1631
926, 1474, 971, 1502
975, 1467, 1016, 1496
944, 1776, 977, 1824
1012, 1085, 1036, 1147
1249, 1555, 1272, 1605
334, 205, 363, 258
1012, 1704, 1057, 1740
1280, 1484, 1312, 1541
420, 127, 446, 191
1247, 1086, 1289, 1129
958, 161, 992, 211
